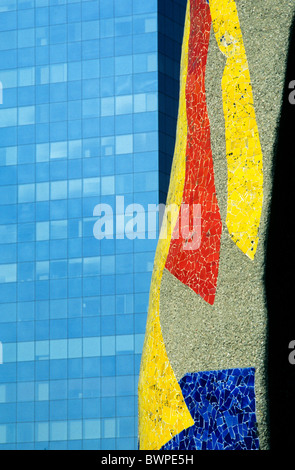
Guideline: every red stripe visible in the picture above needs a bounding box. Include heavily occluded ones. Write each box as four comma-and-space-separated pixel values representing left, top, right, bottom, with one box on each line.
165, 0, 222, 305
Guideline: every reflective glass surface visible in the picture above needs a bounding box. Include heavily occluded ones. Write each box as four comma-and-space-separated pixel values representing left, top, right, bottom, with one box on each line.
0, 0, 185, 450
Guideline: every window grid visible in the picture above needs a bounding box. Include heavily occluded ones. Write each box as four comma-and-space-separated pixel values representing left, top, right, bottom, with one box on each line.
0, 0, 186, 450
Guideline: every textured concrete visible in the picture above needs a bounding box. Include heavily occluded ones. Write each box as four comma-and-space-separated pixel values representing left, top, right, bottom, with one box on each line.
159, 0, 295, 451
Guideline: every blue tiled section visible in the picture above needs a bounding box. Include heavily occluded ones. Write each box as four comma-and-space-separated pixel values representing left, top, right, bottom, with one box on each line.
161, 368, 260, 450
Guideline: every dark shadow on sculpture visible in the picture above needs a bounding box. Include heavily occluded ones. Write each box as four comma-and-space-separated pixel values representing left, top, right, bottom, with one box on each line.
158, 0, 187, 205
265, 12, 295, 450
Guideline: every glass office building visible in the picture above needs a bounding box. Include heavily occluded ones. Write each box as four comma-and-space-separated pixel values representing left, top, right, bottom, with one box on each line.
0, 0, 186, 450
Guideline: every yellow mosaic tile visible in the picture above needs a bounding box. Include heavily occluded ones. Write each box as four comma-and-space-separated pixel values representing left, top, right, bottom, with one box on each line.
138, 2, 194, 450
209, 0, 264, 260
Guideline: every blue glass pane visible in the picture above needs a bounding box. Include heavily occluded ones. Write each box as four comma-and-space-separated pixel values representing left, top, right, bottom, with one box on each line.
0, 0, 185, 451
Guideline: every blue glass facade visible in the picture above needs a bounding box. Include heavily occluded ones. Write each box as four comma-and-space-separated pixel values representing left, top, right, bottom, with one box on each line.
0, 0, 185, 450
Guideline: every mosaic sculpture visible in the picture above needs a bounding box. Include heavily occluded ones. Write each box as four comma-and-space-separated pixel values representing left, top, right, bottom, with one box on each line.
139, 0, 294, 450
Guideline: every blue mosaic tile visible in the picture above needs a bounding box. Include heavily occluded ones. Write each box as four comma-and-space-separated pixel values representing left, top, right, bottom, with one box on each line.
161, 368, 260, 450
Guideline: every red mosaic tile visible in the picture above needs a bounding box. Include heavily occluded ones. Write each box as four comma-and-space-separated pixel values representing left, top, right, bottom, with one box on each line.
165, 0, 222, 305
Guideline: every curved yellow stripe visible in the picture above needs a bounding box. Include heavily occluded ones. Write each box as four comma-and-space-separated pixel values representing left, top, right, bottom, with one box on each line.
209, 0, 263, 260
138, 2, 194, 450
